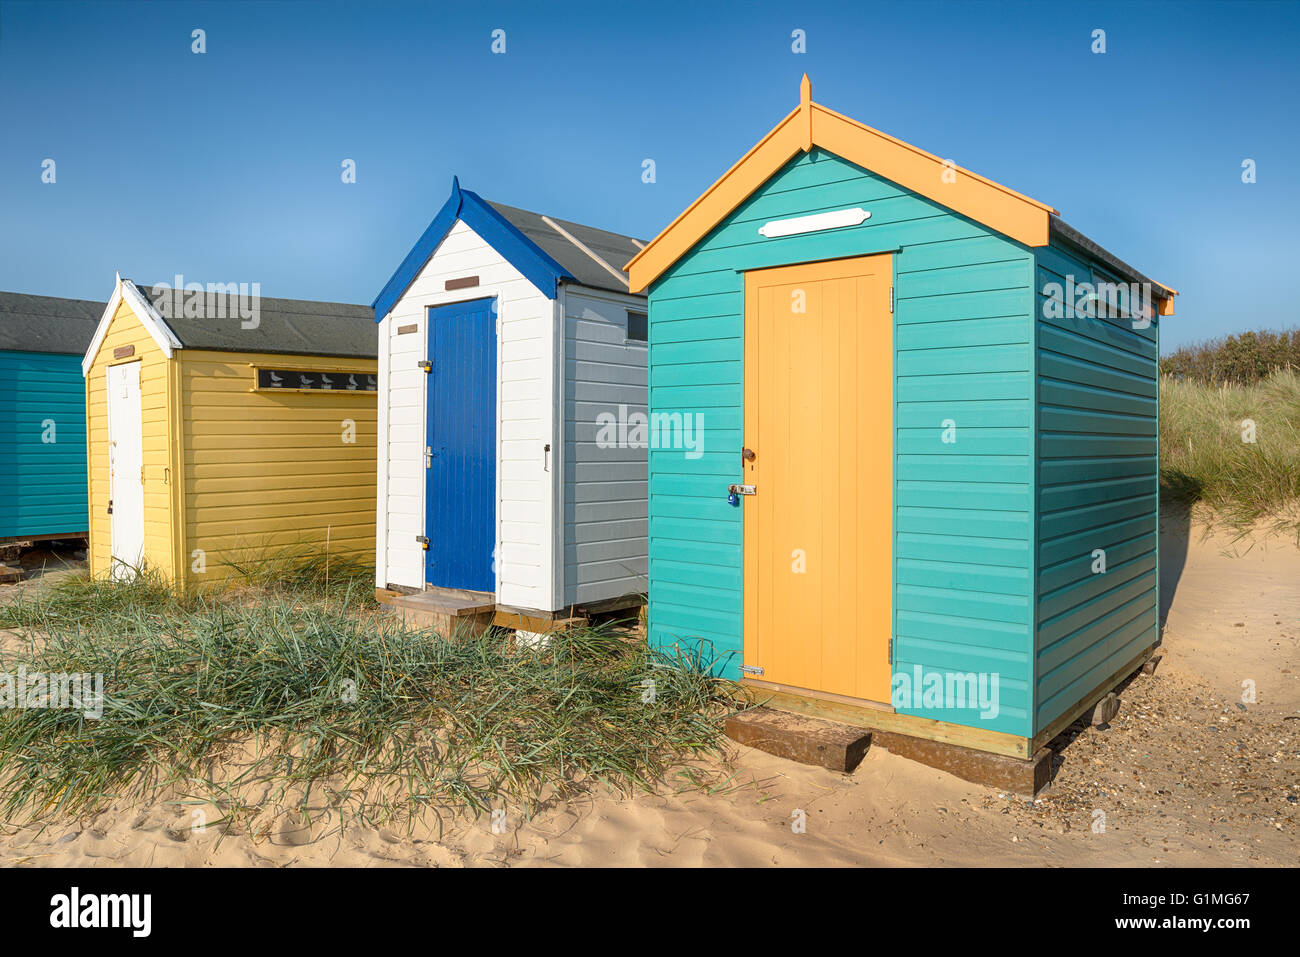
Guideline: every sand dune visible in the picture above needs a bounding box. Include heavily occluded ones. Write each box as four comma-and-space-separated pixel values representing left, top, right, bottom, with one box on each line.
3, 513, 1296, 867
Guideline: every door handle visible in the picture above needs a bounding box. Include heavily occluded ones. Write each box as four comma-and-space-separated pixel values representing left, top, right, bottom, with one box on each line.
742, 447, 756, 462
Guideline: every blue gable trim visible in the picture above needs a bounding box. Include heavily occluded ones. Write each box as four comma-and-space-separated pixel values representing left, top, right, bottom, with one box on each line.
371, 181, 462, 322
372, 177, 574, 321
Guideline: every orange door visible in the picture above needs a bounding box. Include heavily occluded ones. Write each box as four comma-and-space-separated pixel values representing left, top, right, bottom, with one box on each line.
742, 254, 893, 703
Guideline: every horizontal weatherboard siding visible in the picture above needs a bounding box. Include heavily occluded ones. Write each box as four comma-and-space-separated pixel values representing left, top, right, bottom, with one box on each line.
892, 216, 1035, 736
177, 349, 377, 587
0, 350, 88, 538
562, 287, 648, 605
1033, 241, 1160, 736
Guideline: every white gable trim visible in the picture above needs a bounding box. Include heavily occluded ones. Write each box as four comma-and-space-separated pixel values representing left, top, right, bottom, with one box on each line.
81, 277, 183, 374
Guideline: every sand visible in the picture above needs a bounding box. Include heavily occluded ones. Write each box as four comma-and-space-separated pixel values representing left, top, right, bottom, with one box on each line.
2, 513, 1296, 867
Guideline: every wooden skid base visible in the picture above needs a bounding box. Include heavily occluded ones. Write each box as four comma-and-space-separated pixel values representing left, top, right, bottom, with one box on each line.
492, 605, 587, 634
871, 730, 1054, 797
725, 706, 871, 772
575, 594, 645, 618
735, 644, 1156, 795
0, 564, 25, 584
726, 705, 1050, 793
742, 684, 1030, 757
0, 533, 88, 547
740, 642, 1156, 762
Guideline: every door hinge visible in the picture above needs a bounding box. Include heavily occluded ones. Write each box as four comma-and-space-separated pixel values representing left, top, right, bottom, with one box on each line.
888, 638, 893, 661
889, 285, 894, 314
739, 664, 764, 676
415, 535, 429, 549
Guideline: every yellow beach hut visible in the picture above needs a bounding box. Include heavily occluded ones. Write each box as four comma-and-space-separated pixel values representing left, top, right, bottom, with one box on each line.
82, 275, 378, 586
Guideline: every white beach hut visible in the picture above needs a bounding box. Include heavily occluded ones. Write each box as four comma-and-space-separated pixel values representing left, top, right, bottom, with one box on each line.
372, 178, 648, 626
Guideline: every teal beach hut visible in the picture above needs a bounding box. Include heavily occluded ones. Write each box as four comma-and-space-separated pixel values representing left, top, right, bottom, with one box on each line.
0, 292, 101, 543
626, 77, 1177, 769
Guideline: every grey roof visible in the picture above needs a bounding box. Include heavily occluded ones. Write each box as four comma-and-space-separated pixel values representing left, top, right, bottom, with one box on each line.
486, 201, 647, 297
135, 282, 376, 359
0, 291, 104, 355
1050, 217, 1175, 303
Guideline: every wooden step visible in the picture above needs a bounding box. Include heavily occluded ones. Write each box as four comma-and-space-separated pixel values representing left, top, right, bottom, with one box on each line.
386, 589, 496, 638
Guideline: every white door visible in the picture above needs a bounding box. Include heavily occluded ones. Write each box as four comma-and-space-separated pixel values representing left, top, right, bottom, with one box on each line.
107, 362, 145, 580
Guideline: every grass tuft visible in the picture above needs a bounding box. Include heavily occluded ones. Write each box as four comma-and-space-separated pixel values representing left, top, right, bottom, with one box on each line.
1160, 369, 1300, 536
0, 577, 736, 830
217, 541, 376, 602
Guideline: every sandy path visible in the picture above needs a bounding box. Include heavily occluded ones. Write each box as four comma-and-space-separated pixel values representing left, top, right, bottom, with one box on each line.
2, 517, 1296, 867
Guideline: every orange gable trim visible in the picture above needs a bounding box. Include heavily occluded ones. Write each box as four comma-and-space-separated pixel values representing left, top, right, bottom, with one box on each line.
626, 76, 1059, 294
626, 106, 805, 294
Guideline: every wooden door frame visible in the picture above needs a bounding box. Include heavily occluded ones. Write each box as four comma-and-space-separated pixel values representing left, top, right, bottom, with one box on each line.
423, 296, 499, 593
741, 252, 895, 705
106, 359, 145, 578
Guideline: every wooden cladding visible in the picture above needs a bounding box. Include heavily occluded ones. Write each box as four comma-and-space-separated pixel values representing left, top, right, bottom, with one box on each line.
445, 275, 480, 291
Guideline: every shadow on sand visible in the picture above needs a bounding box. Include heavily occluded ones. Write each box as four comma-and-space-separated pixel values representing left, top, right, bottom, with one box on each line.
1158, 500, 1193, 636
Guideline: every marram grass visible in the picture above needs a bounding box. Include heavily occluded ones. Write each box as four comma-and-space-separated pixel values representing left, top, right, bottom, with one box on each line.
0, 572, 737, 831
1160, 369, 1300, 536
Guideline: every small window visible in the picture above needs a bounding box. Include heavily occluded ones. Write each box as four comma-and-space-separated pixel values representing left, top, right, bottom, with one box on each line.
627, 310, 648, 343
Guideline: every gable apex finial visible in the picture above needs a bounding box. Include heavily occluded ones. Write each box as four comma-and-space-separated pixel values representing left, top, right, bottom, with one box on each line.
799, 74, 813, 152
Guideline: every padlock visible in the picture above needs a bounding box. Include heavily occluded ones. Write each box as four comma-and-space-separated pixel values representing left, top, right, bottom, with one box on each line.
728, 491, 739, 507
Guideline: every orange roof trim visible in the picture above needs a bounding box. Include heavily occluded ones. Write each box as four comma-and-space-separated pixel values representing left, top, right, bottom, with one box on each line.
627, 75, 1060, 294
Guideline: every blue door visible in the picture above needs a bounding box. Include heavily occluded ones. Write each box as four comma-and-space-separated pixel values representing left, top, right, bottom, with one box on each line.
425, 298, 497, 592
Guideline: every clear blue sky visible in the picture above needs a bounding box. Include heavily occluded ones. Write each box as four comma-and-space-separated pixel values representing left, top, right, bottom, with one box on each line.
2, 0, 1296, 352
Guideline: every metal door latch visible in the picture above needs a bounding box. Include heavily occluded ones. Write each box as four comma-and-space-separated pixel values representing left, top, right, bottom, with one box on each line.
416, 535, 429, 549
417, 360, 432, 372
740, 664, 764, 676
727, 483, 755, 506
